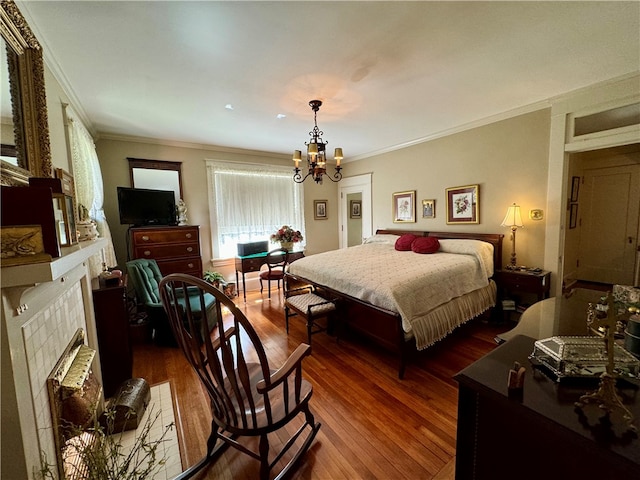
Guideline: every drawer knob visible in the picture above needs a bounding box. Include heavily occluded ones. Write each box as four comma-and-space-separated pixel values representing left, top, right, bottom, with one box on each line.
144, 250, 151, 256
186, 233, 192, 238
142, 235, 150, 241
188, 263, 194, 268
187, 247, 193, 252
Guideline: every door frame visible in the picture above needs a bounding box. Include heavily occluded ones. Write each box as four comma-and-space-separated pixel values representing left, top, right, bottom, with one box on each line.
339, 174, 372, 249
544, 76, 640, 297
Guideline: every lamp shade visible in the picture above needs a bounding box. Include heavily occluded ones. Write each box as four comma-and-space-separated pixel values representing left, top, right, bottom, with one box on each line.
501, 203, 524, 228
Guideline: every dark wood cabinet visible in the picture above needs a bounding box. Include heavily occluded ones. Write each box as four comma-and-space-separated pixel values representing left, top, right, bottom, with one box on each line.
495, 268, 551, 320
129, 225, 202, 276
92, 279, 132, 398
495, 268, 551, 300
455, 335, 640, 479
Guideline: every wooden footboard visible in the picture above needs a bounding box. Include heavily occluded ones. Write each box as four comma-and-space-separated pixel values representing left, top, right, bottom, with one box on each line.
286, 230, 504, 379
285, 273, 410, 378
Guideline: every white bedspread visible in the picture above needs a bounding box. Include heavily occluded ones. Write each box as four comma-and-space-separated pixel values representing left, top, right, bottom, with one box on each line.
288, 239, 495, 348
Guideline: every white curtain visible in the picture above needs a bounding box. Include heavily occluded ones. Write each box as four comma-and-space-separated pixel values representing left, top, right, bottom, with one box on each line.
206, 161, 305, 259
66, 106, 117, 276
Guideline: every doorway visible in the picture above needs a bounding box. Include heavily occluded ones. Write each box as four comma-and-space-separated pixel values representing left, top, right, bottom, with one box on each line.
339, 174, 372, 248
564, 144, 640, 286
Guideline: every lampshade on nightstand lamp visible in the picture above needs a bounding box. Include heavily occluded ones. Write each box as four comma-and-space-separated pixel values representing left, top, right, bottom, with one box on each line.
501, 203, 524, 269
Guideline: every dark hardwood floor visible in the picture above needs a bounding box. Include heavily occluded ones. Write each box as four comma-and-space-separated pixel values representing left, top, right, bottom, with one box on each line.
132, 289, 511, 479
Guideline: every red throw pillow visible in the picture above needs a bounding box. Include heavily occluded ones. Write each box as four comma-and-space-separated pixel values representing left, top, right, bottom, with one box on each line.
412, 236, 440, 254
394, 234, 418, 251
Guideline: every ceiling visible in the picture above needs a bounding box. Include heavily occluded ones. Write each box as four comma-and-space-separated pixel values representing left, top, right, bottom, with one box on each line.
16, 1, 640, 160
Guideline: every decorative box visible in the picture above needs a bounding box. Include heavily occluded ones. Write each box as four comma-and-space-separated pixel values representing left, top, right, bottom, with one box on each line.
237, 241, 268, 256
529, 336, 640, 381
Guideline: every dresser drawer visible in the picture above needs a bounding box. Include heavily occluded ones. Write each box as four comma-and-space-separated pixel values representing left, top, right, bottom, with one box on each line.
131, 226, 199, 245
133, 242, 200, 260
156, 257, 203, 277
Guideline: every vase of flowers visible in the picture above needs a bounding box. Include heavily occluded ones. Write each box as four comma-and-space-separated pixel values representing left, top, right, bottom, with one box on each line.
270, 225, 303, 251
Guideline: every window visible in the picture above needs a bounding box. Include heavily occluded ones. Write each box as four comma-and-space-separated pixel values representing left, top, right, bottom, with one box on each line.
206, 161, 305, 259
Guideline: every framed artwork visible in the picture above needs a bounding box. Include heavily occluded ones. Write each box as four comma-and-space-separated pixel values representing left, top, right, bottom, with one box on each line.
570, 176, 580, 203
422, 199, 435, 219
569, 203, 578, 229
0, 225, 51, 265
350, 200, 362, 219
314, 200, 328, 220
392, 190, 416, 223
445, 184, 479, 224
52, 195, 69, 247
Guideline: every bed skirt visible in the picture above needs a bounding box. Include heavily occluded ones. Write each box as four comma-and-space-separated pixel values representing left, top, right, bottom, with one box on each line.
407, 280, 497, 350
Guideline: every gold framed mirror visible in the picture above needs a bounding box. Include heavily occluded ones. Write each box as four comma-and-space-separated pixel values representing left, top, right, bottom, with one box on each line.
1, 0, 52, 185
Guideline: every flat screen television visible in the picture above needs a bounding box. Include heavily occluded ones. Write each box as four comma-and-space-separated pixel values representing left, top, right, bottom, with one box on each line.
117, 187, 176, 226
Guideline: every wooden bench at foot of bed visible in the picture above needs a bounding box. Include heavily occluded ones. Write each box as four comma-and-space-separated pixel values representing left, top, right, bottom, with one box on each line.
286, 272, 409, 376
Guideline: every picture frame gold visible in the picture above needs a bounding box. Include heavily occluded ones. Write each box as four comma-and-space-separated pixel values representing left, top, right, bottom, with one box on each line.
445, 184, 479, 224
0, 225, 52, 265
55, 168, 78, 244
314, 200, 328, 220
422, 199, 435, 219
392, 190, 416, 223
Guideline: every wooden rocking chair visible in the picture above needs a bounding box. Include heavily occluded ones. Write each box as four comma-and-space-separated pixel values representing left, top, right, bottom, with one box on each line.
159, 273, 320, 480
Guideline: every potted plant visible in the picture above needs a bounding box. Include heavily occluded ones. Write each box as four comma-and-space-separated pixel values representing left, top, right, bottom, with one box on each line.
203, 271, 226, 289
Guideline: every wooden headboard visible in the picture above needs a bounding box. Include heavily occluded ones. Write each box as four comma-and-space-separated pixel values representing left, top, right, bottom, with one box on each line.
375, 229, 504, 271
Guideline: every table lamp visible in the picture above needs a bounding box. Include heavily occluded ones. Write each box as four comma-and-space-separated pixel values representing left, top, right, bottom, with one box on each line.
501, 203, 524, 269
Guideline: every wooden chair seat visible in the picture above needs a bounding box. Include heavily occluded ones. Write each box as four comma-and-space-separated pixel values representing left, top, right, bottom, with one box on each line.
260, 248, 288, 299
285, 289, 337, 345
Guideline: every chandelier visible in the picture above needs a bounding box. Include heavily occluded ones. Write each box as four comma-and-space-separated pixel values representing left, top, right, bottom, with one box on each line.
292, 100, 343, 184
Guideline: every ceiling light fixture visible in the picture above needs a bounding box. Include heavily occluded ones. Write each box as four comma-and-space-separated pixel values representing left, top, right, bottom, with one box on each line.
292, 100, 343, 184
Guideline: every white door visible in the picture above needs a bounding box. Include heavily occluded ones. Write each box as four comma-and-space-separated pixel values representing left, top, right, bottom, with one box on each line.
338, 174, 372, 249
577, 162, 640, 284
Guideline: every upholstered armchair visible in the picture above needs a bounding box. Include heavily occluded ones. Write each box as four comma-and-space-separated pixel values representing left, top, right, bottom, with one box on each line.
126, 258, 217, 346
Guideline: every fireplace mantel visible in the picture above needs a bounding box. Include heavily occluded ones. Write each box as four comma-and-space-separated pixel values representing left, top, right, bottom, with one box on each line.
1, 237, 108, 479
1, 238, 108, 288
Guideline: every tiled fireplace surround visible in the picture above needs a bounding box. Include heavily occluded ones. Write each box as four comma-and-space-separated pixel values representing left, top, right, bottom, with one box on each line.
1, 239, 107, 479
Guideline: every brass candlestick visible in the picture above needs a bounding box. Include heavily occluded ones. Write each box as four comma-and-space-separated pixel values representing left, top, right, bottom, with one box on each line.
575, 292, 636, 434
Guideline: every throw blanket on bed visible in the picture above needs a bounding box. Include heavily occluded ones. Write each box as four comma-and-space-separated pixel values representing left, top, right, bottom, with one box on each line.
288, 238, 496, 349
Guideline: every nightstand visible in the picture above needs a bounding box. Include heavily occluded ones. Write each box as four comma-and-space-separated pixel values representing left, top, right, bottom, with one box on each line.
494, 268, 551, 321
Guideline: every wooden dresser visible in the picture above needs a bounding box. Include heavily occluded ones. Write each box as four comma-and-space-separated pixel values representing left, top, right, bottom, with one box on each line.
129, 225, 202, 276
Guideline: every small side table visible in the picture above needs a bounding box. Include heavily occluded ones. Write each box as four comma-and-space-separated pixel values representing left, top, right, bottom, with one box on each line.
494, 268, 551, 321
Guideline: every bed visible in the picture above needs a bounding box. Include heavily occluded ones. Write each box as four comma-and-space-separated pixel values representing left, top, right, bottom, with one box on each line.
286, 229, 504, 378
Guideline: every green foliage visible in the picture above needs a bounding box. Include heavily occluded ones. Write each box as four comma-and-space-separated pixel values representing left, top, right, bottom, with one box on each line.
203, 270, 225, 285
37, 405, 174, 480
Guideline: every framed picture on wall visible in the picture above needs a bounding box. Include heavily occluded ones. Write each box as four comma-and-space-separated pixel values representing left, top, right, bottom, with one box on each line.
350, 200, 362, 219
570, 176, 580, 202
314, 200, 328, 220
445, 184, 479, 224
392, 190, 416, 223
569, 203, 578, 229
422, 199, 435, 219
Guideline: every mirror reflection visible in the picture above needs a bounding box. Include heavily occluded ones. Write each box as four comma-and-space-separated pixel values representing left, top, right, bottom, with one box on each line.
1, 36, 19, 167
0, 0, 52, 185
